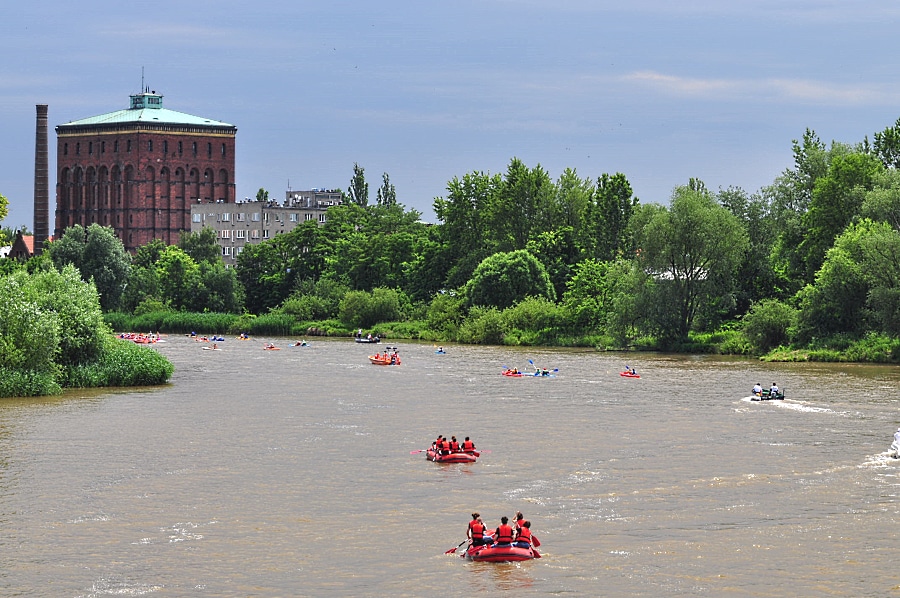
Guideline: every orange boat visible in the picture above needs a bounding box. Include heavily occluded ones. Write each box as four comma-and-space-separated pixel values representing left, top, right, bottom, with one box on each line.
369, 353, 400, 365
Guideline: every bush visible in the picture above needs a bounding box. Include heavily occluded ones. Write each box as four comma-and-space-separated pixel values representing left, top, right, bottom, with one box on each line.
61, 337, 174, 388
742, 299, 797, 354
457, 306, 505, 345
339, 287, 404, 328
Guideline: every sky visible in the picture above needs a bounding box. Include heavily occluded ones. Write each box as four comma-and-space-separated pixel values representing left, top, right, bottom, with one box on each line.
3, 1, 900, 230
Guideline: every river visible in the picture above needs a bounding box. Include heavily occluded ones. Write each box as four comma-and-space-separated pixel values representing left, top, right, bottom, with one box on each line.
1, 336, 898, 596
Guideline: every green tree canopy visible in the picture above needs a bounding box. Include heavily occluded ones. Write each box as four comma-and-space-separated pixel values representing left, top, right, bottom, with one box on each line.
47, 224, 131, 311
348, 162, 369, 207
465, 249, 555, 309
631, 185, 748, 342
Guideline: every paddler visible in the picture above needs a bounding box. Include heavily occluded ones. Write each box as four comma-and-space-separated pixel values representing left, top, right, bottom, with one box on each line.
467, 512, 488, 546
494, 516, 514, 546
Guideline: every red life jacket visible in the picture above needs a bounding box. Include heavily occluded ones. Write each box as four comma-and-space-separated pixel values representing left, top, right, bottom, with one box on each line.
495, 524, 514, 544
469, 520, 485, 539
515, 518, 524, 531
450, 440, 460, 451
441, 439, 451, 452
462, 440, 475, 451
516, 527, 532, 545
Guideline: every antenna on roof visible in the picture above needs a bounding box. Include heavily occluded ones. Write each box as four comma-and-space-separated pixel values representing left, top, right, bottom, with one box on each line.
141, 66, 144, 94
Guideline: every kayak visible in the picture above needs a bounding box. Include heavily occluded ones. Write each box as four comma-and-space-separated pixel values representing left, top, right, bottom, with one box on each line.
620, 371, 640, 378
426, 448, 477, 463
263, 346, 280, 351
465, 543, 535, 562
355, 337, 380, 343
750, 391, 785, 401
502, 370, 526, 377
369, 354, 401, 365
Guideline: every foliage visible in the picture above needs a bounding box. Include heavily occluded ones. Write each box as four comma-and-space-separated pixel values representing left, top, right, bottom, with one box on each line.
178, 227, 222, 265
741, 299, 797, 354
456, 306, 505, 345
338, 287, 405, 328
0, 265, 172, 397
376, 172, 397, 206
348, 162, 369, 207
47, 224, 131, 311
0, 192, 8, 223
425, 292, 466, 338
631, 184, 748, 342
61, 337, 174, 388
465, 250, 555, 309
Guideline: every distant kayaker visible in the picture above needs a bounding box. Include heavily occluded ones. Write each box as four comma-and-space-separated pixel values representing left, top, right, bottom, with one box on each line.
494, 516, 514, 546
468, 512, 488, 546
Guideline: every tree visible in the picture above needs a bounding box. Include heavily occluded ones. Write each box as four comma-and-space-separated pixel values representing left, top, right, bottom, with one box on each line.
178, 227, 223, 265
348, 162, 369, 207
0, 192, 8, 223
47, 224, 131, 311
433, 171, 501, 289
465, 249, 555, 309
585, 173, 638, 261
873, 117, 900, 169
376, 172, 397, 206
798, 151, 883, 280
256, 188, 270, 203
156, 246, 201, 311
631, 185, 748, 342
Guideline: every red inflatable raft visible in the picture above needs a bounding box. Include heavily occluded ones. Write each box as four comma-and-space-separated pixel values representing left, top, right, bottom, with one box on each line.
465, 543, 536, 562
426, 448, 478, 463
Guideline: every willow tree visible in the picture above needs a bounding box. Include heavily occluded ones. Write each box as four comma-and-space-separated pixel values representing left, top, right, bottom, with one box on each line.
632, 184, 748, 343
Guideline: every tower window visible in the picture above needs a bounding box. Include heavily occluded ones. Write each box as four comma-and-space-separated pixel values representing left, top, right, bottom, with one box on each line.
76, 142, 80, 155
221, 143, 226, 157
178, 141, 183, 155
163, 140, 168, 155
207, 142, 212, 158
127, 140, 132, 152
114, 140, 119, 152
192, 142, 197, 156
148, 140, 153, 152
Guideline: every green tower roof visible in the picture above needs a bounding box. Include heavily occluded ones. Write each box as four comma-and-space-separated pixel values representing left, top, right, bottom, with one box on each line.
59, 92, 235, 128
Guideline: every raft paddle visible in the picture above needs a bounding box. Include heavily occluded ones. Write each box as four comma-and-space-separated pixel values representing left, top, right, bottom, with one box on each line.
445, 539, 467, 554
409, 449, 429, 454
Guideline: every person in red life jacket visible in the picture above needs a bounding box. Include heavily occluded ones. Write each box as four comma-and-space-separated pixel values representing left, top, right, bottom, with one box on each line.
494, 516, 515, 545
432, 435, 443, 451
514, 511, 525, 532
462, 437, 476, 453
514, 520, 535, 549
449, 436, 460, 452
441, 437, 452, 455
467, 512, 489, 546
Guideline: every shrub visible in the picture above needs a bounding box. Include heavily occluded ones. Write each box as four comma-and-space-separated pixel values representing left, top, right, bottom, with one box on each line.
742, 299, 797, 354
457, 306, 505, 345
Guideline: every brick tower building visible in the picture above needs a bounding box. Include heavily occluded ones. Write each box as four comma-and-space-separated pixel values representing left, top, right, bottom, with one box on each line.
55, 91, 237, 252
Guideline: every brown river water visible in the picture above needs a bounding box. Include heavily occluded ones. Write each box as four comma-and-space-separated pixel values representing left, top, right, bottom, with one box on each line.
1, 336, 899, 596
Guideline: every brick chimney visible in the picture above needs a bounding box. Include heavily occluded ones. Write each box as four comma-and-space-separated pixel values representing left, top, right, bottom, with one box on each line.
33, 104, 49, 255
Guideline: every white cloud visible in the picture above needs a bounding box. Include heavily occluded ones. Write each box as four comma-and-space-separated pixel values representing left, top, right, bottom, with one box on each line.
622, 70, 900, 106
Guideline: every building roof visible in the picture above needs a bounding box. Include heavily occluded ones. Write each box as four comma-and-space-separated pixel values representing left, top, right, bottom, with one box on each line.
58, 92, 235, 129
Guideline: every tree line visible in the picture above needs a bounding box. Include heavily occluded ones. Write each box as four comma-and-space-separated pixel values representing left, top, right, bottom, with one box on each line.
5, 120, 900, 362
